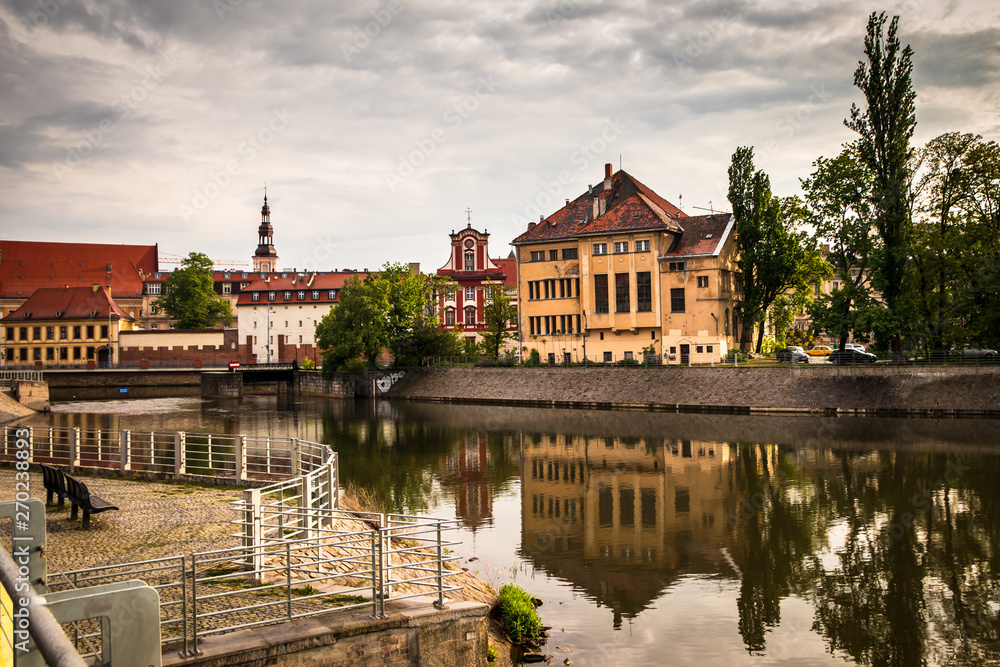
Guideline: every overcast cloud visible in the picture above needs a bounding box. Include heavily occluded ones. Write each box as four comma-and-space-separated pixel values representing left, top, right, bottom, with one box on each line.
1, 0, 998, 272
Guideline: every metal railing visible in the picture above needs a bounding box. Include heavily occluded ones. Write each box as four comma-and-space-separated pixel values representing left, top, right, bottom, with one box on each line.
45, 513, 461, 656
0, 427, 333, 486
3, 428, 463, 656
0, 370, 44, 389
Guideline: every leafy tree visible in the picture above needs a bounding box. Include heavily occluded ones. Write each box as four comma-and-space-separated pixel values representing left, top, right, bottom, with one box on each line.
316, 263, 449, 373
480, 283, 518, 358
155, 252, 233, 329
911, 133, 1000, 351
728, 147, 828, 353
846, 12, 917, 359
801, 143, 880, 350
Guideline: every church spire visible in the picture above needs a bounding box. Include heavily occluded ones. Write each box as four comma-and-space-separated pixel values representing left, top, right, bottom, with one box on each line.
253, 187, 279, 272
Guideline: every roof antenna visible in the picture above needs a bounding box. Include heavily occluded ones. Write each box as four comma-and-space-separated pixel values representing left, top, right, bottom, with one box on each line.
619, 153, 622, 172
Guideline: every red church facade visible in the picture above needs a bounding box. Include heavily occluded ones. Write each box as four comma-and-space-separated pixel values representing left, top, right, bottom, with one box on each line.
436, 224, 517, 346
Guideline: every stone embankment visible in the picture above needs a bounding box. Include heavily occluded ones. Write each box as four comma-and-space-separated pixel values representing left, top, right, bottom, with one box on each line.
388, 365, 1000, 416
0, 390, 35, 423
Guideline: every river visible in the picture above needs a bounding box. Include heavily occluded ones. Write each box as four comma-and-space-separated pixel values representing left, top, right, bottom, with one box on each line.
26, 395, 1000, 666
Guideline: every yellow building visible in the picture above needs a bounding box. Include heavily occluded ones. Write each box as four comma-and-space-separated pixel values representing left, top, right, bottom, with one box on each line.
1, 285, 135, 368
511, 165, 742, 363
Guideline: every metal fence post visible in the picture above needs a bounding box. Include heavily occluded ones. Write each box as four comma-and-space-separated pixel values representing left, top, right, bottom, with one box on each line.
290, 438, 301, 477
243, 488, 262, 572
285, 541, 293, 620
119, 429, 131, 472
300, 474, 312, 539
190, 553, 200, 656
68, 427, 79, 471
174, 431, 186, 479
370, 531, 379, 618
236, 435, 247, 481
434, 521, 446, 610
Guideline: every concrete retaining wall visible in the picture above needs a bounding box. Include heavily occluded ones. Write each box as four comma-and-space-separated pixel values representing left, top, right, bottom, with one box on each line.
14, 381, 49, 411
201, 372, 243, 398
162, 599, 489, 667
294, 370, 355, 398
388, 365, 1000, 416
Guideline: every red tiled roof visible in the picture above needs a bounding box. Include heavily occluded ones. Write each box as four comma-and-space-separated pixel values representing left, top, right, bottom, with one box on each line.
663, 214, 734, 257
492, 258, 518, 287
1, 286, 134, 322
235, 272, 367, 305
0, 240, 157, 299
511, 170, 687, 244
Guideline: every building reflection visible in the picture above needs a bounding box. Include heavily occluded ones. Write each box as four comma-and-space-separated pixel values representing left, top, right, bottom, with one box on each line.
521, 432, 734, 625
439, 432, 518, 531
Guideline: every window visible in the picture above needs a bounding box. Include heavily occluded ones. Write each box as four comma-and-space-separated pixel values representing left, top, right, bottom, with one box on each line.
268, 292, 276, 301
147, 283, 161, 295
312, 291, 319, 300
252, 292, 260, 301
833, 281, 840, 290
637, 272, 652, 312
615, 274, 630, 312
59, 326, 67, 340
297, 291, 305, 300
59, 347, 68, 360
562, 247, 578, 260
100, 325, 108, 339
549, 249, 559, 261
445, 310, 455, 326
86, 325, 94, 339
671, 288, 685, 313
529, 250, 545, 262
44, 326, 53, 340
668, 261, 686, 272
593, 243, 607, 255
328, 290, 337, 299
46, 347, 55, 360
636, 240, 650, 252
33, 347, 41, 361
465, 251, 475, 271
594, 275, 609, 313
614, 241, 628, 253
465, 287, 475, 301
19, 327, 27, 341
283, 291, 291, 300
465, 306, 476, 325
603, 351, 612, 362
32, 326, 40, 340
19, 349, 27, 361
73, 347, 81, 360
5, 327, 12, 341
697, 276, 708, 288
222, 282, 232, 294
73, 326, 81, 339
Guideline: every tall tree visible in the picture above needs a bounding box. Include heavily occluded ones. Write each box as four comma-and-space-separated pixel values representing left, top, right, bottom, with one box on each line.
480, 283, 518, 358
316, 262, 445, 373
846, 12, 917, 358
156, 251, 233, 329
802, 143, 879, 350
728, 147, 827, 353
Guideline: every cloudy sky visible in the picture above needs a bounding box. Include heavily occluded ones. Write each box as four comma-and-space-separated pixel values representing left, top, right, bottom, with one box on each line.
1, 0, 998, 274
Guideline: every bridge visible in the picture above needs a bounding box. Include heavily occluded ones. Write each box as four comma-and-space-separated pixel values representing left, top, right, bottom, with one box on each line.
233, 361, 297, 384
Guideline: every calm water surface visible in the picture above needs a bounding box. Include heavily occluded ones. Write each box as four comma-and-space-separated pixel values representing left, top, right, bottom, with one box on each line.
32, 396, 1000, 666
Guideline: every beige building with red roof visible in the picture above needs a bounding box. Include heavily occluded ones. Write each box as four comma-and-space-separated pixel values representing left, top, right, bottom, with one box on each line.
511, 164, 741, 364
2, 285, 136, 368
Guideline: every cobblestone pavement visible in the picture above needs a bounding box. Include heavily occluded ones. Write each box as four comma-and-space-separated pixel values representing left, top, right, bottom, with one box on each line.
0, 466, 242, 576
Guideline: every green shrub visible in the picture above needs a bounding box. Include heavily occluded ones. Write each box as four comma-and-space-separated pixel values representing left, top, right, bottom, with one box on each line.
487, 645, 498, 662
301, 358, 316, 370
528, 348, 540, 366
497, 584, 541, 642
725, 348, 750, 363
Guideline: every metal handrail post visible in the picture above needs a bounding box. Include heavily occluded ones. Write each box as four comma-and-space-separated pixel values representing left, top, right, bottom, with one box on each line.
180, 556, 188, 657
370, 531, 378, 618
120, 429, 131, 471
285, 542, 293, 620
434, 521, 446, 610
189, 553, 199, 656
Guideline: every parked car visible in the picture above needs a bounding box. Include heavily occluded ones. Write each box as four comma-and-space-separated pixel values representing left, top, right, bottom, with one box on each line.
807, 345, 833, 357
776, 346, 810, 363
828, 348, 877, 364
953, 344, 998, 359
844, 343, 866, 351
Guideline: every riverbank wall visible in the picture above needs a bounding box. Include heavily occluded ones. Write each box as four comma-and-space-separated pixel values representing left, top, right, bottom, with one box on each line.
388, 365, 1000, 417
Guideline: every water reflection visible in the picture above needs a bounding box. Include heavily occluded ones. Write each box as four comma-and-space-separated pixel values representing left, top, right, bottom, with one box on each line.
36, 397, 1000, 664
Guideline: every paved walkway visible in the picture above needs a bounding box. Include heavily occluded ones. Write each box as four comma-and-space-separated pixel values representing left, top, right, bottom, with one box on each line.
0, 467, 241, 575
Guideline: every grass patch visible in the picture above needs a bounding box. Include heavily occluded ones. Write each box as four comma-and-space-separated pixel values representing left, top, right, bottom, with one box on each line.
497, 584, 541, 643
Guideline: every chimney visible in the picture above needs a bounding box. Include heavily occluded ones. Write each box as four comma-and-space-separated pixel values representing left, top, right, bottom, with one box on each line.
604, 163, 613, 190
528, 222, 536, 229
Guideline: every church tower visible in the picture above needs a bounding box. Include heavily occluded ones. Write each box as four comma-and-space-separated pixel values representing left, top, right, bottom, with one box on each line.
253, 188, 279, 272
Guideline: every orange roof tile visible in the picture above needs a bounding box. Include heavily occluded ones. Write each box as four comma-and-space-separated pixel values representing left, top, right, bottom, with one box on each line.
1, 286, 134, 322
0, 240, 157, 299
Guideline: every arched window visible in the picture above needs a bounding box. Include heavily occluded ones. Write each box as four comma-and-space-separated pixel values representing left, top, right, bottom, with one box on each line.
465, 251, 475, 272
445, 309, 455, 326
724, 308, 730, 336
465, 306, 476, 325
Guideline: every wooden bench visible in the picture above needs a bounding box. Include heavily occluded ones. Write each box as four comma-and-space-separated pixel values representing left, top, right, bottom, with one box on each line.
38, 463, 68, 510
64, 474, 119, 530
